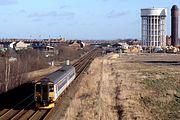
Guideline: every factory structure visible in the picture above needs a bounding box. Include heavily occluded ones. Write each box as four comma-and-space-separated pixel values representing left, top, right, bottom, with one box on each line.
171, 5, 179, 47
141, 5, 179, 49
141, 8, 167, 48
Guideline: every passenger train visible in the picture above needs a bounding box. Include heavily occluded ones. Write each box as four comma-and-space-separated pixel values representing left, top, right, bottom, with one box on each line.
35, 65, 76, 109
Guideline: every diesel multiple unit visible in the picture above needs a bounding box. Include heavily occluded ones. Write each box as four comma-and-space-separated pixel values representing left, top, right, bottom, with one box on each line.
35, 65, 76, 109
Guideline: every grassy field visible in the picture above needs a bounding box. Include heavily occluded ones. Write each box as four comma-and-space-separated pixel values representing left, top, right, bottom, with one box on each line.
54, 53, 180, 120
121, 53, 180, 120
140, 68, 180, 119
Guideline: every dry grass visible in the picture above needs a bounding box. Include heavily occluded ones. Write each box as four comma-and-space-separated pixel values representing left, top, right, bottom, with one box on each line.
119, 53, 180, 120
63, 58, 102, 120
63, 57, 119, 120
60, 53, 180, 120
140, 69, 180, 119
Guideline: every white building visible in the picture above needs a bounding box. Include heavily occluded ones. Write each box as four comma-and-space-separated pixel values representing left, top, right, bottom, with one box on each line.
9, 41, 30, 50
9, 42, 16, 49
15, 41, 30, 50
141, 8, 167, 47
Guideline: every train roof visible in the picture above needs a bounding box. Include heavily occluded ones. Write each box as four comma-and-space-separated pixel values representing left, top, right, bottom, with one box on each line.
40, 65, 75, 84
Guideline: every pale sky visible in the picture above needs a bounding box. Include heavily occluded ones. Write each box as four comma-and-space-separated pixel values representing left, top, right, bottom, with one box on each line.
0, 0, 179, 40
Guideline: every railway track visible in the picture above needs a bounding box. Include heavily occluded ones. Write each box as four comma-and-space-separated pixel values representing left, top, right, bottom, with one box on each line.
0, 48, 101, 120
43, 48, 100, 120
0, 94, 34, 120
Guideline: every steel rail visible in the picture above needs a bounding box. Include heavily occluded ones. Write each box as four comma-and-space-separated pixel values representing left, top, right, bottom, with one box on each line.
0, 94, 33, 119
10, 101, 34, 120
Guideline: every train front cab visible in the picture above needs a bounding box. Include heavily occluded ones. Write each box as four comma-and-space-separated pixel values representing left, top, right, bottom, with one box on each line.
35, 81, 55, 109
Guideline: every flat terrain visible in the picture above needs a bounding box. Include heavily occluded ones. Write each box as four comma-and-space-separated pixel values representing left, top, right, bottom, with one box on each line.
56, 53, 180, 120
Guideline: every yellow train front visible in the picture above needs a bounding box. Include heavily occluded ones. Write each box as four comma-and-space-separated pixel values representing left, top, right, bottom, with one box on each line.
35, 80, 55, 109
34, 65, 76, 109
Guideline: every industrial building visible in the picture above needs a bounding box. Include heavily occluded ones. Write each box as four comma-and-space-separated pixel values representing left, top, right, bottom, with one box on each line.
141, 8, 167, 48
171, 5, 179, 47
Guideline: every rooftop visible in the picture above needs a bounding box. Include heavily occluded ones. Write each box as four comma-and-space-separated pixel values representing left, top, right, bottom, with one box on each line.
141, 8, 167, 17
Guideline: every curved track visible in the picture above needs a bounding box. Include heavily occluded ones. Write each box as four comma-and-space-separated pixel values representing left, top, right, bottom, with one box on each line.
0, 48, 101, 120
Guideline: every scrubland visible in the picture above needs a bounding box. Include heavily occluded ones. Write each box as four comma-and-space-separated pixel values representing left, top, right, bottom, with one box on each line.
60, 53, 180, 120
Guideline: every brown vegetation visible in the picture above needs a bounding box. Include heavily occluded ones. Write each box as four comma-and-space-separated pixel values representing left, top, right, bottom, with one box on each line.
0, 49, 47, 93
0, 44, 93, 93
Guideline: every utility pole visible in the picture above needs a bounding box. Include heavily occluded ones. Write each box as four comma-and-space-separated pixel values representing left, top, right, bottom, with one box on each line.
5, 57, 8, 92
5, 51, 10, 92
49, 35, 51, 46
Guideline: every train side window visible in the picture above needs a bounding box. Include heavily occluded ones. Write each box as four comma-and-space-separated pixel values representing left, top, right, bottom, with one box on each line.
49, 85, 54, 92
36, 84, 41, 92
69, 72, 74, 78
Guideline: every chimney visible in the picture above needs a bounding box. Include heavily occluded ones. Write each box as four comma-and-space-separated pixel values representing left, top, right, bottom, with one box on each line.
171, 5, 179, 47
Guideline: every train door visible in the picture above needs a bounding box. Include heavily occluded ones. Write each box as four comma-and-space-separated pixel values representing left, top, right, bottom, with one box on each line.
35, 81, 50, 106
41, 83, 49, 106
35, 82, 41, 102
48, 82, 55, 102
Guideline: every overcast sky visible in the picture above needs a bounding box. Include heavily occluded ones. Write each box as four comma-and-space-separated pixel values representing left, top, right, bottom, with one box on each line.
0, 0, 179, 40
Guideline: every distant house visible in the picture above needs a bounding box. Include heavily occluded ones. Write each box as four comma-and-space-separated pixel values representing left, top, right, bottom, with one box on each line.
46, 45, 54, 51
32, 42, 46, 50
15, 41, 30, 50
68, 40, 81, 48
79, 41, 85, 48
8, 41, 30, 50
112, 43, 122, 48
9, 42, 16, 49
68, 40, 86, 49
0, 44, 4, 48
0, 44, 7, 52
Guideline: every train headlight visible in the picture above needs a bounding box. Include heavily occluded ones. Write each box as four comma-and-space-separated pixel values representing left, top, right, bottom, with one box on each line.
49, 97, 54, 101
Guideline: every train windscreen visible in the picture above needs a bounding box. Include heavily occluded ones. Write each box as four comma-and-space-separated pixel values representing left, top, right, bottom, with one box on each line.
36, 84, 41, 92
42, 85, 48, 101
49, 84, 54, 92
